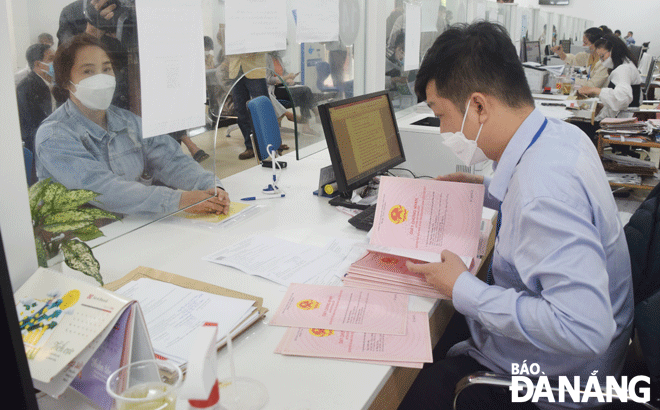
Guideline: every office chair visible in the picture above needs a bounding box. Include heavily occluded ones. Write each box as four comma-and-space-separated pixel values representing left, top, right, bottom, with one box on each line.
453, 183, 660, 410
314, 61, 340, 102
630, 45, 644, 68
246, 95, 284, 163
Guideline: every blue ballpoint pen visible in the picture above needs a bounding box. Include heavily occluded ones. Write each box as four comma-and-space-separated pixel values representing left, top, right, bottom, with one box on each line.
241, 194, 286, 201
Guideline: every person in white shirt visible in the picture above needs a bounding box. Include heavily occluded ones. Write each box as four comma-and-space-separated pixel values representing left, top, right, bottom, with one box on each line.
578, 33, 642, 121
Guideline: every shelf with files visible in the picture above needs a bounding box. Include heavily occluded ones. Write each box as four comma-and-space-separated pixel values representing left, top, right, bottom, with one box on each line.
596, 131, 660, 190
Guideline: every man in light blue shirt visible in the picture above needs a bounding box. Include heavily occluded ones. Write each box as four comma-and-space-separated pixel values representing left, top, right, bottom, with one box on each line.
399, 22, 633, 409
625, 31, 635, 46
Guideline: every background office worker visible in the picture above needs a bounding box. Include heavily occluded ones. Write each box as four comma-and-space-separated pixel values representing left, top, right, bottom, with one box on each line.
399, 22, 633, 409
16, 43, 56, 156
36, 34, 229, 216
551, 27, 609, 88
578, 33, 642, 121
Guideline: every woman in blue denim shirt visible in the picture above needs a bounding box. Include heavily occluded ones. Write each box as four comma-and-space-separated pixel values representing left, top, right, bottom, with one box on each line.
35, 34, 229, 216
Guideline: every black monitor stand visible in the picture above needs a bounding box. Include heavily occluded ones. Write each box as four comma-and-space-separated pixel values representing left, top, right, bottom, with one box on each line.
328, 193, 370, 210
328, 179, 380, 210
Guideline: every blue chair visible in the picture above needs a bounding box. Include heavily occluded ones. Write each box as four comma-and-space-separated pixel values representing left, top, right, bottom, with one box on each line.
23, 147, 35, 185
315, 61, 340, 94
247, 96, 283, 162
315, 61, 353, 99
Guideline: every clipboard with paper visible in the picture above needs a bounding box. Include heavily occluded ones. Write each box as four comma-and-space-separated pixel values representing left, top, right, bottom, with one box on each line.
104, 266, 268, 370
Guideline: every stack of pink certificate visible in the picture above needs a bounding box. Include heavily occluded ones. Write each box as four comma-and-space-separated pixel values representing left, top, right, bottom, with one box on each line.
340, 177, 487, 299
270, 283, 433, 368
343, 251, 448, 299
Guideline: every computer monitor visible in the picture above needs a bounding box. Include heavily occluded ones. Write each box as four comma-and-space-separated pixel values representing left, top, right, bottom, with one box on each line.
560, 39, 571, 54
525, 40, 541, 64
318, 90, 406, 201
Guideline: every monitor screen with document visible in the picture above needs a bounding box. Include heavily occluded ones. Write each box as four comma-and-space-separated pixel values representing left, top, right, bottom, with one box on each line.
318, 91, 406, 199
525, 41, 541, 64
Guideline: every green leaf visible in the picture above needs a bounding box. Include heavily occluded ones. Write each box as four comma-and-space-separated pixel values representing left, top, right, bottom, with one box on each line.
61, 240, 103, 285
76, 208, 120, 222
35, 237, 48, 268
37, 182, 68, 218
42, 210, 96, 234
28, 178, 51, 218
52, 189, 100, 213
70, 225, 104, 242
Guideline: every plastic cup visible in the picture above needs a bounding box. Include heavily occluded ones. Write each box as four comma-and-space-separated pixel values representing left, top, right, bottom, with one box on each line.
560, 79, 574, 95
106, 359, 182, 410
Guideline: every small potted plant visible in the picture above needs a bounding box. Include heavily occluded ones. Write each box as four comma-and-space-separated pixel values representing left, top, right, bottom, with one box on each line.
30, 179, 119, 286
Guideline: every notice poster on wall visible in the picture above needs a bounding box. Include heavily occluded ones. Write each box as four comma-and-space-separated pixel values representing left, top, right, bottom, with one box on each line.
225, 0, 287, 55
296, 0, 339, 43
404, 2, 421, 72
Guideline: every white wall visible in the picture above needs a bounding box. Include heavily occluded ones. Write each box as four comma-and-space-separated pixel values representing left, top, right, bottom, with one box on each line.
514, 0, 660, 57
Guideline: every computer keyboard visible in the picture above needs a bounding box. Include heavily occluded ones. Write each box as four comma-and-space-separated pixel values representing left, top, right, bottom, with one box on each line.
348, 204, 377, 231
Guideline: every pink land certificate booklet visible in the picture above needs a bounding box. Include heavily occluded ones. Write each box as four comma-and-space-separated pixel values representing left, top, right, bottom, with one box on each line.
369, 176, 485, 262
274, 311, 432, 365
269, 283, 409, 335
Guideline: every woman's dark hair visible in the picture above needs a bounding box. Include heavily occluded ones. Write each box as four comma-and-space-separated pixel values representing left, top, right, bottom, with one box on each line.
415, 21, 533, 112
594, 33, 637, 69
52, 34, 113, 103
583, 27, 603, 45
599, 25, 613, 35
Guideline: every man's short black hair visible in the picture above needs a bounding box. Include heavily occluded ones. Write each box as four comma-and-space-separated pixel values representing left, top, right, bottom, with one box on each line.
25, 43, 51, 70
614, 30, 621, 35
415, 21, 534, 113
38, 33, 54, 45
204, 36, 214, 51
393, 30, 405, 49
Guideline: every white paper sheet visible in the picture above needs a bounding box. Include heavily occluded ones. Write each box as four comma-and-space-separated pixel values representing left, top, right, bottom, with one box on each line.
404, 3, 421, 72
115, 278, 256, 365
296, 0, 339, 43
204, 235, 333, 286
225, 0, 287, 55
304, 238, 368, 286
420, 0, 441, 32
135, 0, 206, 138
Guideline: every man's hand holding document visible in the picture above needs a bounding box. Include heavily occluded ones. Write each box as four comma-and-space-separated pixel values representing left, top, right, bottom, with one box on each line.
344, 176, 485, 299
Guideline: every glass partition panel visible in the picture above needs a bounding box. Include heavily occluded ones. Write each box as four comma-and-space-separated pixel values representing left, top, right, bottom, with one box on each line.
9, 0, 242, 269
385, 0, 466, 113
12, 0, 365, 274
289, 0, 365, 159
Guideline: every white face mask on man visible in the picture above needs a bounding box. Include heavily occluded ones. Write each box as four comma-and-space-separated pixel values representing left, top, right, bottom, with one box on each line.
70, 74, 116, 111
440, 99, 488, 166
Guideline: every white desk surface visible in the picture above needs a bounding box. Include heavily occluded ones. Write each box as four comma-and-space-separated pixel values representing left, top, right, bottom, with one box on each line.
38, 148, 456, 410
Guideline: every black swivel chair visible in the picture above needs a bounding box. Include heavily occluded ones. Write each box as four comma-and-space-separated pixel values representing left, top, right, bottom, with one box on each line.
453, 183, 660, 410
630, 45, 644, 68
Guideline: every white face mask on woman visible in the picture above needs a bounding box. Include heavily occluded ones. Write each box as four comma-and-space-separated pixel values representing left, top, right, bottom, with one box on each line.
601, 56, 614, 69
440, 99, 488, 166
70, 73, 116, 111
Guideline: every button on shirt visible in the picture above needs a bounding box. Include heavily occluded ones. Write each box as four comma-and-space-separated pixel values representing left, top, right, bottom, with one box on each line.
36, 100, 221, 215
449, 109, 634, 408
